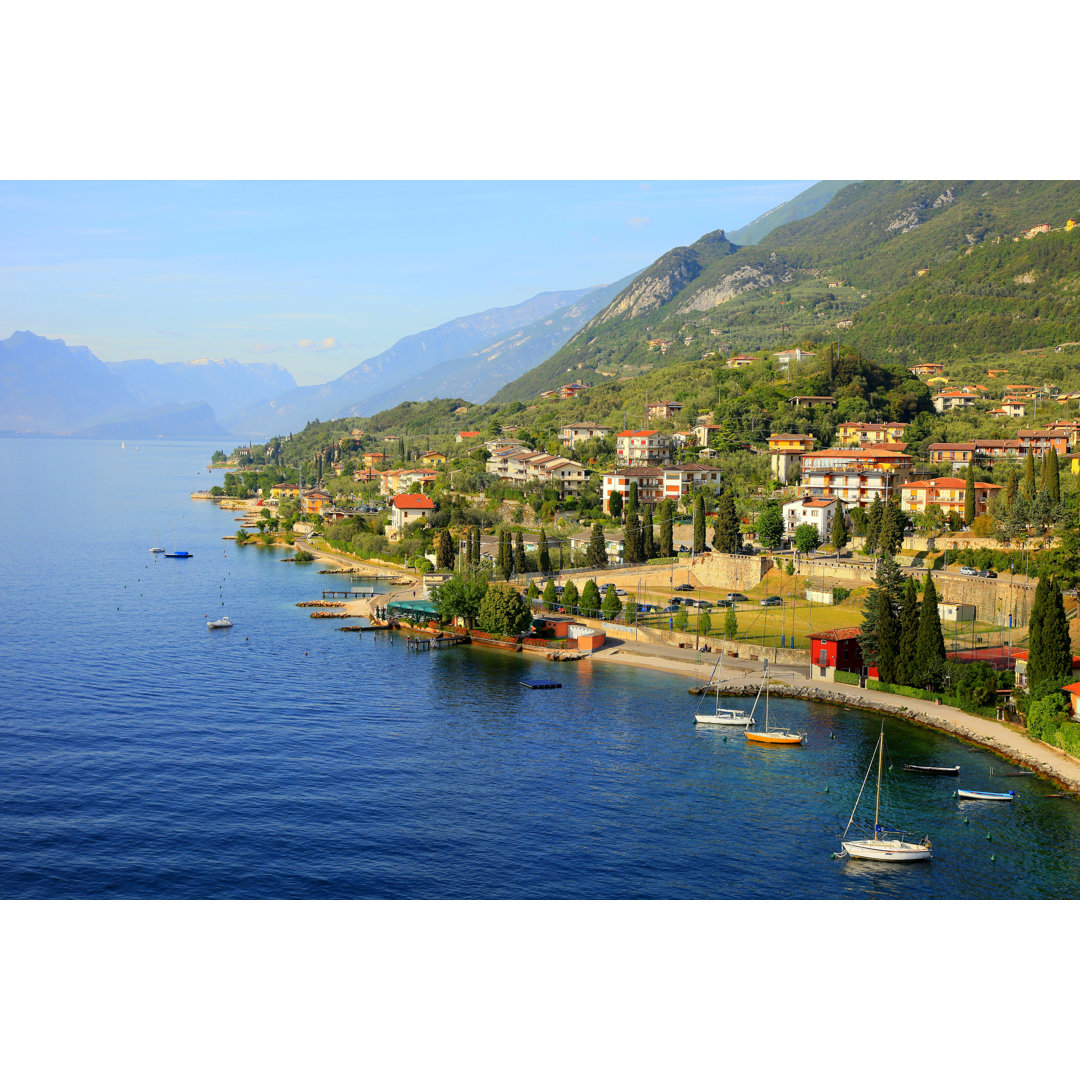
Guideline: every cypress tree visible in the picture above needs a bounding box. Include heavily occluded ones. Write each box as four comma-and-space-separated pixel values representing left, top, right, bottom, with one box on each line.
659, 499, 674, 558
601, 584, 622, 620
542, 579, 557, 608
866, 495, 884, 554
1048, 447, 1061, 503
875, 588, 901, 685
713, 488, 739, 554
1005, 470, 1018, 509
831, 505, 849, 551
562, 578, 579, 611
514, 530, 527, 574
642, 504, 656, 560
896, 577, 921, 687
1022, 448, 1036, 500
498, 528, 513, 580
538, 527, 551, 575
587, 522, 608, 568
608, 488, 623, 520
964, 464, 976, 526
693, 494, 706, 552
624, 506, 642, 563
1040, 451, 1050, 494
878, 499, 904, 558
914, 573, 947, 691
627, 481, 639, 514
1027, 577, 1072, 699
473, 525, 482, 568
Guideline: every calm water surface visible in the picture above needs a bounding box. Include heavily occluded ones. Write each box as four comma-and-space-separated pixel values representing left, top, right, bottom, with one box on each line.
2, 437, 1079, 898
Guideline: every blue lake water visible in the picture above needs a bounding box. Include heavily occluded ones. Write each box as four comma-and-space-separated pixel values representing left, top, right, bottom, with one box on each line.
2, 436, 1079, 899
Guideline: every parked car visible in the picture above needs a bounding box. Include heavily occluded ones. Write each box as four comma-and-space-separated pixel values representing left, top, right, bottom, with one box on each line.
760, 596, 782, 607
674, 583, 695, 592
727, 593, 748, 602
615, 589, 627, 596
959, 565, 979, 576
980, 569, 998, 578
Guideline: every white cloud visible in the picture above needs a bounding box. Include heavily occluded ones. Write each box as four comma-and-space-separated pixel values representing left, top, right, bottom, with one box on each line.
297, 337, 343, 351
628, 216, 651, 229
251, 342, 283, 353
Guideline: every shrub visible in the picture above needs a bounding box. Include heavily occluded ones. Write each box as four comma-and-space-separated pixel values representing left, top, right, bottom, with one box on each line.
293, 549, 315, 563
834, 670, 860, 685
832, 586, 851, 604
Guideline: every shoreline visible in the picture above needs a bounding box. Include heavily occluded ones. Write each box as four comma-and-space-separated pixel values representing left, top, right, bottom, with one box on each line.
272, 530, 1080, 795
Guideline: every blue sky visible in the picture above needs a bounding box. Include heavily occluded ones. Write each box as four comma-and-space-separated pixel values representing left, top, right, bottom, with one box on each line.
0, 180, 813, 385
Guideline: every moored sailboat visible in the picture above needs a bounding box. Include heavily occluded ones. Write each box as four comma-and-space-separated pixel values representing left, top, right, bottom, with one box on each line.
838, 722, 932, 862
744, 668, 805, 745
694, 640, 753, 725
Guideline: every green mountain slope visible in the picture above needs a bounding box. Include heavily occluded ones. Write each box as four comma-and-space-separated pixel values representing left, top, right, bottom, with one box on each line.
494, 181, 1080, 402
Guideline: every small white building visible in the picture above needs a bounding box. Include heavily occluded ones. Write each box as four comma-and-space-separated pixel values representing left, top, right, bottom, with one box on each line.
782, 495, 841, 540
938, 602, 976, 623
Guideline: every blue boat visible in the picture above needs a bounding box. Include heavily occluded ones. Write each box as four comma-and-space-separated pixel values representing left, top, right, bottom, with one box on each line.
521, 679, 561, 689
165, 551, 193, 558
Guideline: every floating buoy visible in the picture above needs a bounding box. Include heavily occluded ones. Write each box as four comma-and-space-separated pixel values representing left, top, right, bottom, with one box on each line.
986, 833, 991, 841
825, 785, 829, 793
991, 853, 996, 862
830, 733, 835, 739
722, 736, 727, 742
963, 818, 969, 824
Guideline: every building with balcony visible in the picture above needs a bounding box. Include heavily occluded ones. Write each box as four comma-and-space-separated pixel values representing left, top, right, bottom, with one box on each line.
615, 430, 672, 466
646, 400, 684, 419
899, 477, 1001, 519
799, 448, 913, 509
1017, 429, 1069, 455
486, 450, 587, 497
386, 493, 434, 538
601, 468, 664, 513
910, 362, 945, 377
933, 390, 980, 412
776, 347, 814, 370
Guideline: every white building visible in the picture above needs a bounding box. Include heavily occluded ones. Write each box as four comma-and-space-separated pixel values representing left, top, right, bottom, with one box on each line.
387, 493, 434, 538
782, 496, 841, 540
559, 424, 610, 450
614, 429, 672, 466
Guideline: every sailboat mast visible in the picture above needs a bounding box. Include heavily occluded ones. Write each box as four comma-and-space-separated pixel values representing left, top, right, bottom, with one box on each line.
874, 728, 884, 833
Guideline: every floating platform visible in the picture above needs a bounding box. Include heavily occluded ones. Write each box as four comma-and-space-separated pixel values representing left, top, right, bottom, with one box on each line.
521, 679, 562, 689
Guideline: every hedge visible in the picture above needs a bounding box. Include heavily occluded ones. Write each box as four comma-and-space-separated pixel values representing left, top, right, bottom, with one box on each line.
834, 671, 860, 685
867, 679, 999, 719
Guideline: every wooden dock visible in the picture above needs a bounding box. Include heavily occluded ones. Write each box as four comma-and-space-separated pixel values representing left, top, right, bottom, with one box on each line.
322, 587, 376, 599
406, 634, 467, 651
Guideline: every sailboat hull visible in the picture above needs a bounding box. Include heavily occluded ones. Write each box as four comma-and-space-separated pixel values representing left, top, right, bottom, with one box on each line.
745, 730, 804, 745
694, 711, 753, 726
842, 839, 932, 862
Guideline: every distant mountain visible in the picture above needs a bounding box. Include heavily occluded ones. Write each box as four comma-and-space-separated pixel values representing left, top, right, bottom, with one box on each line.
0, 331, 295, 437
495, 180, 1080, 399
0, 330, 135, 433
107, 356, 296, 419
76, 401, 232, 439
222, 285, 626, 438
727, 181, 855, 246
351, 274, 637, 415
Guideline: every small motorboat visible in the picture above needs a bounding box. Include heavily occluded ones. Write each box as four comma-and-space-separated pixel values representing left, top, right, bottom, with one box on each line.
207, 616, 233, 629
955, 789, 1015, 801
903, 764, 960, 776
150, 546, 166, 554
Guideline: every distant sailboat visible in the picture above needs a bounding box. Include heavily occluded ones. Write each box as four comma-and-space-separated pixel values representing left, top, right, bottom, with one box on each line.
165, 523, 193, 558
121, 441, 125, 449
150, 527, 165, 554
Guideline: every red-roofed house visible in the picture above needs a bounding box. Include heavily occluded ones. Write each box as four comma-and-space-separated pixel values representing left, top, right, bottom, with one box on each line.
808, 628, 868, 681
387, 492, 434, 538
1013, 652, 1080, 691
899, 477, 1001, 518
1062, 683, 1080, 716
456, 431, 481, 442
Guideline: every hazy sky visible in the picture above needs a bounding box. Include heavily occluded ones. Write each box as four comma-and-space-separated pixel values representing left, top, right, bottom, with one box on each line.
0, 180, 812, 385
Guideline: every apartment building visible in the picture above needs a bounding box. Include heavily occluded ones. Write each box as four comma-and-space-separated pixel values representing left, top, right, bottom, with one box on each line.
799, 448, 913, 509
560, 423, 611, 450
837, 421, 910, 446
486, 449, 587, 497
646, 400, 684, 419
615, 430, 672, 466
782, 496, 841, 540
899, 477, 1001, 519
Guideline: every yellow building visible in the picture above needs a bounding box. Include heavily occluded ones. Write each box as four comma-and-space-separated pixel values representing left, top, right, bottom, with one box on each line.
837, 422, 909, 446
767, 432, 814, 482
420, 451, 446, 466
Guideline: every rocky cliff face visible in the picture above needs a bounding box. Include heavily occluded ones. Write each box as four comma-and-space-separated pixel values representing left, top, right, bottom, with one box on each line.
677, 264, 784, 313
591, 230, 739, 325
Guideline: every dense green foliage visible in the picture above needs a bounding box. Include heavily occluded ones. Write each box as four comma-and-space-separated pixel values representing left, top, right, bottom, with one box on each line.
475, 582, 532, 636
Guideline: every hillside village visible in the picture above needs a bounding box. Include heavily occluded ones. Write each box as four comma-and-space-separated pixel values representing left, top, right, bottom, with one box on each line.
209, 202, 1080, 752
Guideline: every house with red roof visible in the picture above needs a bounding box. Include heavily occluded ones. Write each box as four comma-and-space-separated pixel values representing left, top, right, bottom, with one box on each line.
899, 477, 1001, 519
782, 495, 841, 540
808, 628, 869, 681
614, 430, 672, 466
387, 492, 434, 539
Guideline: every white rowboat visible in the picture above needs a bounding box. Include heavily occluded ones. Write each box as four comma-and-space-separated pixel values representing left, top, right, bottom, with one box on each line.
956, 789, 1014, 801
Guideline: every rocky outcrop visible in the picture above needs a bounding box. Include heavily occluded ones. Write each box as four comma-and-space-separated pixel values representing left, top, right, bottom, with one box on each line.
677, 264, 777, 313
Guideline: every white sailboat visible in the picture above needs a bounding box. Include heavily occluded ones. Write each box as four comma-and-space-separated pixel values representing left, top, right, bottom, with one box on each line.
838, 722, 932, 862
150, 527, 165, 554
694, 640, 753, 725
744, 667, 805, 745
